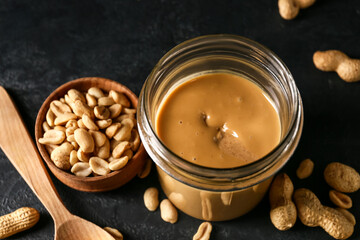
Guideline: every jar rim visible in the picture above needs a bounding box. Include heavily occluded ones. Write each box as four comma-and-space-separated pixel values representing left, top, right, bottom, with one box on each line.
138, 34, 303, 188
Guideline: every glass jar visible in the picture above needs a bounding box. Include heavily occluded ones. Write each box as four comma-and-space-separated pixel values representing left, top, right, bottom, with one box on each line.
137, 35, 303, 221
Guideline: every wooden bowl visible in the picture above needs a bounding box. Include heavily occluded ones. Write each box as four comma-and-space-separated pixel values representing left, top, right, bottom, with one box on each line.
35, 77, 147, 192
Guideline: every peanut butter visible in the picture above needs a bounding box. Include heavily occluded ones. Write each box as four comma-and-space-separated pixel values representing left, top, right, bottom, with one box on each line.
156, 72, 281, 168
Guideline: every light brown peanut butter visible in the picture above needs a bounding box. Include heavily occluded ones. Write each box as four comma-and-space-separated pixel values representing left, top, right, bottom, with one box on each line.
156, 72, 281, 168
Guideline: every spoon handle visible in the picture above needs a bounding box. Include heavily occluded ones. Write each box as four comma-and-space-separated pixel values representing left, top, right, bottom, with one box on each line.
0, 86, 71, 223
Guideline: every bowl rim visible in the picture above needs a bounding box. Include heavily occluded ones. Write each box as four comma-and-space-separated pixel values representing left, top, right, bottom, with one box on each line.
35, 77, 146, 184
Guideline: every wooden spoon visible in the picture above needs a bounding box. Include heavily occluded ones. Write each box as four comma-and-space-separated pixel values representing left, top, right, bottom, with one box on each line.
0, 87, 115, 240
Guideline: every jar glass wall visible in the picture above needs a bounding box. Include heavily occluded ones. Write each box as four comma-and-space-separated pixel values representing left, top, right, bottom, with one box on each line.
137, 35, 303, 221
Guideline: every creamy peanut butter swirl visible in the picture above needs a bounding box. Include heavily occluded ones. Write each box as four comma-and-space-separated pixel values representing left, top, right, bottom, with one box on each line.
156, 72, 281, 168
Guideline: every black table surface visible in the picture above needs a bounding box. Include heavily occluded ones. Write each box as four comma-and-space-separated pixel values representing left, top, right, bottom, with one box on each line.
0, 0, 359, 239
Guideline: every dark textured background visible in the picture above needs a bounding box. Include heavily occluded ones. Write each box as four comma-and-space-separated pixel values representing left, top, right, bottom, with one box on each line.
0, 0, 359, 239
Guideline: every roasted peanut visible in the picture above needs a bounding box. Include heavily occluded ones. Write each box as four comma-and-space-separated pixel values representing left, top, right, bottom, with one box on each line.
313, 50, 360, 82
74, 128, 94, 153
95, 139, 110, 159
89, 130, 107, 147
294, 188, 354, 239
77, 149, 90, 162
113, 118, 133, 141
0, 207, 40, 239
269, 173, 297, 231
69, 150, 79, 166
50, 100, 72, 116
105, 123, 121, 139
71, 162, 92, 177
72, 100, 92, 117
122, 149, 133, 160
77, 119, 86, 129
82, 114, 99, 131
144, 187, 159, 211
109, 104, 122, 119
160, 199, 178, 224
94, 106, 110, 120
122, 108, 136, 115
46, 109, 56, 127
66, 126, 77, 137
88, 87, 105, 98
54, 112, 77, 125
324, 162, 360, 193
89, 157, 110, 176
65, 119, 78, 129
98, 96, 115, 106
112, 141, 131, 158
103, 227, 123, 240
71, 141, 79, 150
329, 190, 352, 209
68, 89, 85, 103
193, 222, 212, 240
38, 129, 65, 145
51, 142, 73, 170
109, 90, 131, 107
86, 93, 97, 108
278, 0, 316, 20
96, 119, 112, 129
296, 158, 314, 179
115, 113, 135, 123
54, 126, 66, 133
67, 134, 75, 143
64, 94, 74, 108
109, 156, 128, 171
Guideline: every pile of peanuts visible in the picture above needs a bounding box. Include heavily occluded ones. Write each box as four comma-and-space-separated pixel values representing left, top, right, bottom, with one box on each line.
269, 160, 359, 239
38, 87, 140, 177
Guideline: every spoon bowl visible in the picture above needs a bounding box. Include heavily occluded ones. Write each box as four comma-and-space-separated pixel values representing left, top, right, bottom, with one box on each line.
56, 216, 114, 240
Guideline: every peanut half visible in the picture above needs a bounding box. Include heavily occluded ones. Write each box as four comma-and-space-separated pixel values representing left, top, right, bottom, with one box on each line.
0, 207, 40, 239
294, 188, 354, 239
160, 199, 178, 224
296, 158, 314, 179
329, 190, 352, 209
51, 142, 73, 170
74, 128, 95, 153
39, 87, 138, 177
193, 222, 212, 240
71, 162, 92, 177
144, 187, 159, 211
38, 129, 65, 145
109, 156, 128, 171
269, 173, 297, 231
89, 157, 110, 176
